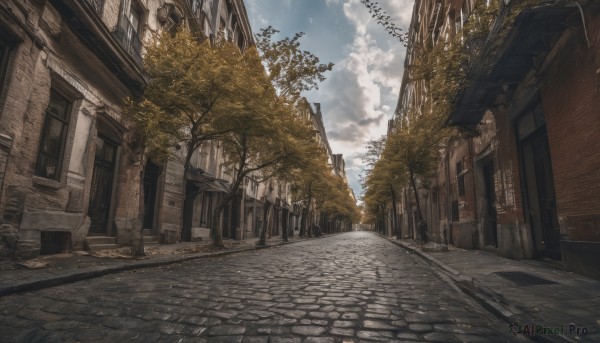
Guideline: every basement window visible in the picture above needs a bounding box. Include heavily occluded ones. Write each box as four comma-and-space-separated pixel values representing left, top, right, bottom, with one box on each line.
40, 231, 71, 255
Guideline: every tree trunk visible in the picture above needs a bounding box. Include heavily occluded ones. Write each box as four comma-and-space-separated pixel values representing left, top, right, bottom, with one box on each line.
390, 185, 399, 239
409, 169, 427, 242
131, 157, 146, 257
180, 146, 195, 242
299, 205, 308, 237
307, 209, 313, 238
211, 194, 229, 248
282, 210, 288, 242
258, 202, 271, 246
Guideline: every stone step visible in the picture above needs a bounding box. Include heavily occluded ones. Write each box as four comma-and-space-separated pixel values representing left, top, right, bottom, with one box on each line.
142, 230, 159, 244
86, 236, 116, 245
14, 248, 40, 259
87, 243, 121, 252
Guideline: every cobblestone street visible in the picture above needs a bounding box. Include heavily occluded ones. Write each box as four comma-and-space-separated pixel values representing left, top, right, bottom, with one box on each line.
0, 232, 515, 342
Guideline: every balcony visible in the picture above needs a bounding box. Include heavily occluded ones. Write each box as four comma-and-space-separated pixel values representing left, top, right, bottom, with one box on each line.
112, 15, 143, 67
84, 0, 105, 17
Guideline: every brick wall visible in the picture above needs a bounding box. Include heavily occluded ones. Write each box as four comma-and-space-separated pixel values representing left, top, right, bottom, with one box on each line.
541, 9, 600, 242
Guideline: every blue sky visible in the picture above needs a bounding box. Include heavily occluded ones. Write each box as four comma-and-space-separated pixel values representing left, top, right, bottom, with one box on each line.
245, 0, 415, 200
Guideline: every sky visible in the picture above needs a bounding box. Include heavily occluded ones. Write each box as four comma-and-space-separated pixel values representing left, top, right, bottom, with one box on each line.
244, 0, 415, 201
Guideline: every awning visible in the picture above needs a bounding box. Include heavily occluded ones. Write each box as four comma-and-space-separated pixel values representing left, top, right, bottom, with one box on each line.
448, 3, 582, 126
186, 168, 231, 193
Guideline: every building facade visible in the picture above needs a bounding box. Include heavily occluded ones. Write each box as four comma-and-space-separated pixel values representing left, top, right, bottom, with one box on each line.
0, 0, 256, 257
395, 0, 600, 279
0, 0, 155, 257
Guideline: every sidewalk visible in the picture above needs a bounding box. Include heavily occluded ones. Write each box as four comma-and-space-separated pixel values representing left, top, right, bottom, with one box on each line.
0, 234, 312, 298
384, 236, 600, 343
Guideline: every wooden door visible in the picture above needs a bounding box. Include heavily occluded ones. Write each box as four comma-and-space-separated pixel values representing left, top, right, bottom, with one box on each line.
88, 136, 117, 234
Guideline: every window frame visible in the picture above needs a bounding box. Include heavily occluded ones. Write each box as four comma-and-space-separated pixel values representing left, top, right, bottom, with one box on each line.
0, 29, 16, 111
0, 36, 11, 96
35, 89, 73, 181
33, 74, 82, 187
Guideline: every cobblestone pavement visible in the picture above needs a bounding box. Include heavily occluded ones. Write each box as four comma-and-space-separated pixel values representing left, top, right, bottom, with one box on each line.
0, 232, 517, 342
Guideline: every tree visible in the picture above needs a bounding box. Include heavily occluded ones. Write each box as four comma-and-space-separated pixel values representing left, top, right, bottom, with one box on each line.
247, 26, 337, 244
211, 68, 318, 247
385, 110, 450, 242
359, 0, 408, 45
288, 137, 330, 238
255, 26, 334, 105
125, 30, 255, 254
320, 175, 361, 232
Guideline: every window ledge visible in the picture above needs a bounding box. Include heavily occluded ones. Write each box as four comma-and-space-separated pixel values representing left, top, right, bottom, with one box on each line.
32, 176, 61, 189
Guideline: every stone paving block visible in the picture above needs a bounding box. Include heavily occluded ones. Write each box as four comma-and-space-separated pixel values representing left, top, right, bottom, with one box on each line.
303, 337, 336, 343
408, 323, 434, 333
356, 330, 395, 341
269, 336, 301, 343
241, 336, 268, 343
329, 327, 354, 336
208, 325, 247, 336
291, 325, 328, 336
206, 336, 244, 343
362, 320, 396, 329
423, 331, 461, 342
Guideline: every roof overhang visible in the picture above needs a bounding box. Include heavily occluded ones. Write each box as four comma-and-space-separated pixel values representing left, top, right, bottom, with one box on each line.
448, 3, 582, 126
186, 168, 231, 193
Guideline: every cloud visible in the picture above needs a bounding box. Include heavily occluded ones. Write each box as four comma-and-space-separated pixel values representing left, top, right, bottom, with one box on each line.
358, 114, 385, 127
325, 0, 343, 6
244, 0, 415, 199
317, 0, 414, 197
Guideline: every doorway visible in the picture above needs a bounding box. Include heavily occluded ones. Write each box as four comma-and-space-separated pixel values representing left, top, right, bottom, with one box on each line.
518, 103, 560, 259
88, 136, 118, 234
143, 160, 159, 231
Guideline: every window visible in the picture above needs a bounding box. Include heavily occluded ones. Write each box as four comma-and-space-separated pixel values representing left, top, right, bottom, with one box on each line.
451, 200, 460, 222
35, 90, 71, 180
166, 12, 181, 36
125, 1, 142, 43
0, 34, 12, 98
113, 0, 144, 65
457, 161, 465, 196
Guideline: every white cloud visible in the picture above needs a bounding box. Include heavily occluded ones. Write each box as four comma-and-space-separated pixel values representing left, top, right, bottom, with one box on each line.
325, 0, 343, 6
317, 0, 414, 197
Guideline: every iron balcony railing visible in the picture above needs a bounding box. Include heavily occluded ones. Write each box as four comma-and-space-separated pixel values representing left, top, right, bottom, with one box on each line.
84, 0, 105, 17
112, 15, 144, 67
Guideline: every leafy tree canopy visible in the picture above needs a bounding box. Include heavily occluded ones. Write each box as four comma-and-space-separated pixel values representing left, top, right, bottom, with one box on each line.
255, 26, 334, 105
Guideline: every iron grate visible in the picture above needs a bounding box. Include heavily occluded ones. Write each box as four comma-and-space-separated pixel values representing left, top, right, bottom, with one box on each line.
493, 271, 558, 286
